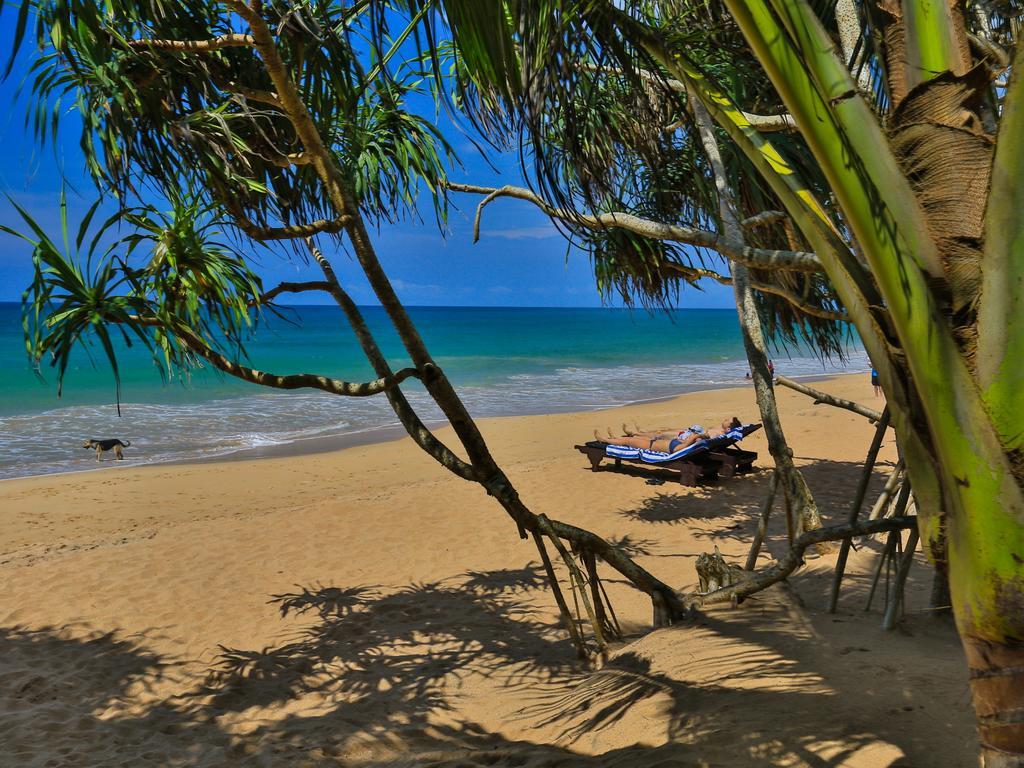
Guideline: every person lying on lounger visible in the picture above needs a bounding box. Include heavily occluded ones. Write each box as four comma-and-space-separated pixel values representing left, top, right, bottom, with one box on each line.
595, 417, 742, 453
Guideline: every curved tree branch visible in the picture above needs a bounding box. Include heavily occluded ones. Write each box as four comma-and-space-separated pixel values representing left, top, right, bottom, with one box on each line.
250, 280, 332, 306
232, 215, 351, 240
688, 515, 918, 607
128, 34, 254, 51
227, 4, 693, 633
446, 183, 845, 321
742, 210, 788, 229
446, 182, 823, 273
259, 151, 313, 168
583, 63, 797, 131
657, 261, 848, 321
303, 239, 480, 483
223, 82, 284, 107
130, 314, 420, 396
745, 280, 849, 322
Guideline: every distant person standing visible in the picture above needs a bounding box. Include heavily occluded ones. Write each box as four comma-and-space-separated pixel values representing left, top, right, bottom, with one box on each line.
767, 360, 775, 376
871, 366, 881, 397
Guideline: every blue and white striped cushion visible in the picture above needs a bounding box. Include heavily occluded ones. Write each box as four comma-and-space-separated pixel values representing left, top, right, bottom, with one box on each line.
638, 442, 709, 463
708, 426, 752, 446
605, 444, 641, 459
605, 443, 707, 462
603, 425, 754, 464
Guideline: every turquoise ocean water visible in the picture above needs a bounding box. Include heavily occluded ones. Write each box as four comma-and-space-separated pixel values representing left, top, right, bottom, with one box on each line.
0, 302, 867, 480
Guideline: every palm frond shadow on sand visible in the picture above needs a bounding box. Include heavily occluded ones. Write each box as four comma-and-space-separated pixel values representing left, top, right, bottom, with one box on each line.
0, 565, 968, 767
1, 449, 967, 768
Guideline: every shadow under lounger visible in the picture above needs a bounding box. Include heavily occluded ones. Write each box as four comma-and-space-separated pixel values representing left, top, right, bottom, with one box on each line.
573, 423, 762, 486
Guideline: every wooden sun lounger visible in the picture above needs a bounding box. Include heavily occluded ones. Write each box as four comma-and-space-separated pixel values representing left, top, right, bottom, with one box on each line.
707, 423, 762, 477
573, 440, 717, 486
574, 423, 763, 486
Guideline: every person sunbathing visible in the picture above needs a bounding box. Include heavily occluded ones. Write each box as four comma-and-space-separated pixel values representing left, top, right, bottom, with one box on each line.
596, 417, 742, 453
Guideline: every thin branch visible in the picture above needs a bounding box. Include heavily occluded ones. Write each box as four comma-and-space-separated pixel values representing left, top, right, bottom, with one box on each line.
658, 260, 733, 284
446, 182, 823, 273
224, 83, 284, 107
127, 34, 254, 51
742, 210, 787, 229
261, 151, 314, 168
644, 259, 848, 322
231, 212, 351, 240
251, 280, 332, 306
745, 280, 849, 322
228, 2, 481, 487
775, 375, 884, 422
128, 315, 420, 396
583, 63, 797, 132
968, 32, 1010, 72
687, 516, 918, 607
227, 0, 353, 217
830, 407, 891, 611
740, 111, 798, 132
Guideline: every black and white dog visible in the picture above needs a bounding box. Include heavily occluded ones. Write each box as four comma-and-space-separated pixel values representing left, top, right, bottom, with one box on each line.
82, 438, 131, 461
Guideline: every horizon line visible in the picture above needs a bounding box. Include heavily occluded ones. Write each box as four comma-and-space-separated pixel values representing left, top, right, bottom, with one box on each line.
0, 300, 737, 310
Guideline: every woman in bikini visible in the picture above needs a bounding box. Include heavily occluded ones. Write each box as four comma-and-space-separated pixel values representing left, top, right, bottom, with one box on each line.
596, 417, 742, 453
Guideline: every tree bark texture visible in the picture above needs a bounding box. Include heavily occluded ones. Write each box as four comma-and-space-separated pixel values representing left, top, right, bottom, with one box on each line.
690, 95, 826, 540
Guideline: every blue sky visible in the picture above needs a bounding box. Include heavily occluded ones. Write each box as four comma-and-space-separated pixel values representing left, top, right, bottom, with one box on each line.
0, 12, 735, 309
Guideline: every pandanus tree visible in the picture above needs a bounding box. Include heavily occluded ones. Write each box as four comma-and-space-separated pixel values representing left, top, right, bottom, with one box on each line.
4, 0, 702, 657
425, 0, 1024, 762
443, 6, 855, 543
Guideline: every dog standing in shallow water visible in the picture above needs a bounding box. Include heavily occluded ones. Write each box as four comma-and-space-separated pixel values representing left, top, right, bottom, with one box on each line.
82, 439, 131, 461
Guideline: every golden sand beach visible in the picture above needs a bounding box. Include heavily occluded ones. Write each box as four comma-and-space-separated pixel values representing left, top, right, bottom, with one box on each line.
0, 373, 974, 767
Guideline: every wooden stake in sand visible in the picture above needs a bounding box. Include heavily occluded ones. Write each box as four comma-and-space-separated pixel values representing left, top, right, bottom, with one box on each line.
830, 408, 891, 612
883, 527, 920, 630
865, 479, 913, 615
746, 470, 779, 571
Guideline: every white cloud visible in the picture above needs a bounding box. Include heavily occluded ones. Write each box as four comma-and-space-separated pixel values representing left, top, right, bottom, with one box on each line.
482, 226, 559, 241
390, 278, 443, 293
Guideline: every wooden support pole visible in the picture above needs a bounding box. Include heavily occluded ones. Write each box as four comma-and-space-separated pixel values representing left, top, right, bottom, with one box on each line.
784, 489, 795, 546
746, 471, 780, 570
865, 534, 895, 612
883, 528, 920, 630
865, 480, 913, 612
830, 408, 891, 612
539, 515, 606, 653
775, 375, 885, 423
868, 462, 905, 520
584, 551, 619, 640
532, 530, 587, 658
597, 574, 623, 638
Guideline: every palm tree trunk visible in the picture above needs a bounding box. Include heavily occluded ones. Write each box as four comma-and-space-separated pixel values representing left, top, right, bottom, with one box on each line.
962, 630, 1024, 766
946, 484, 1024, 765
